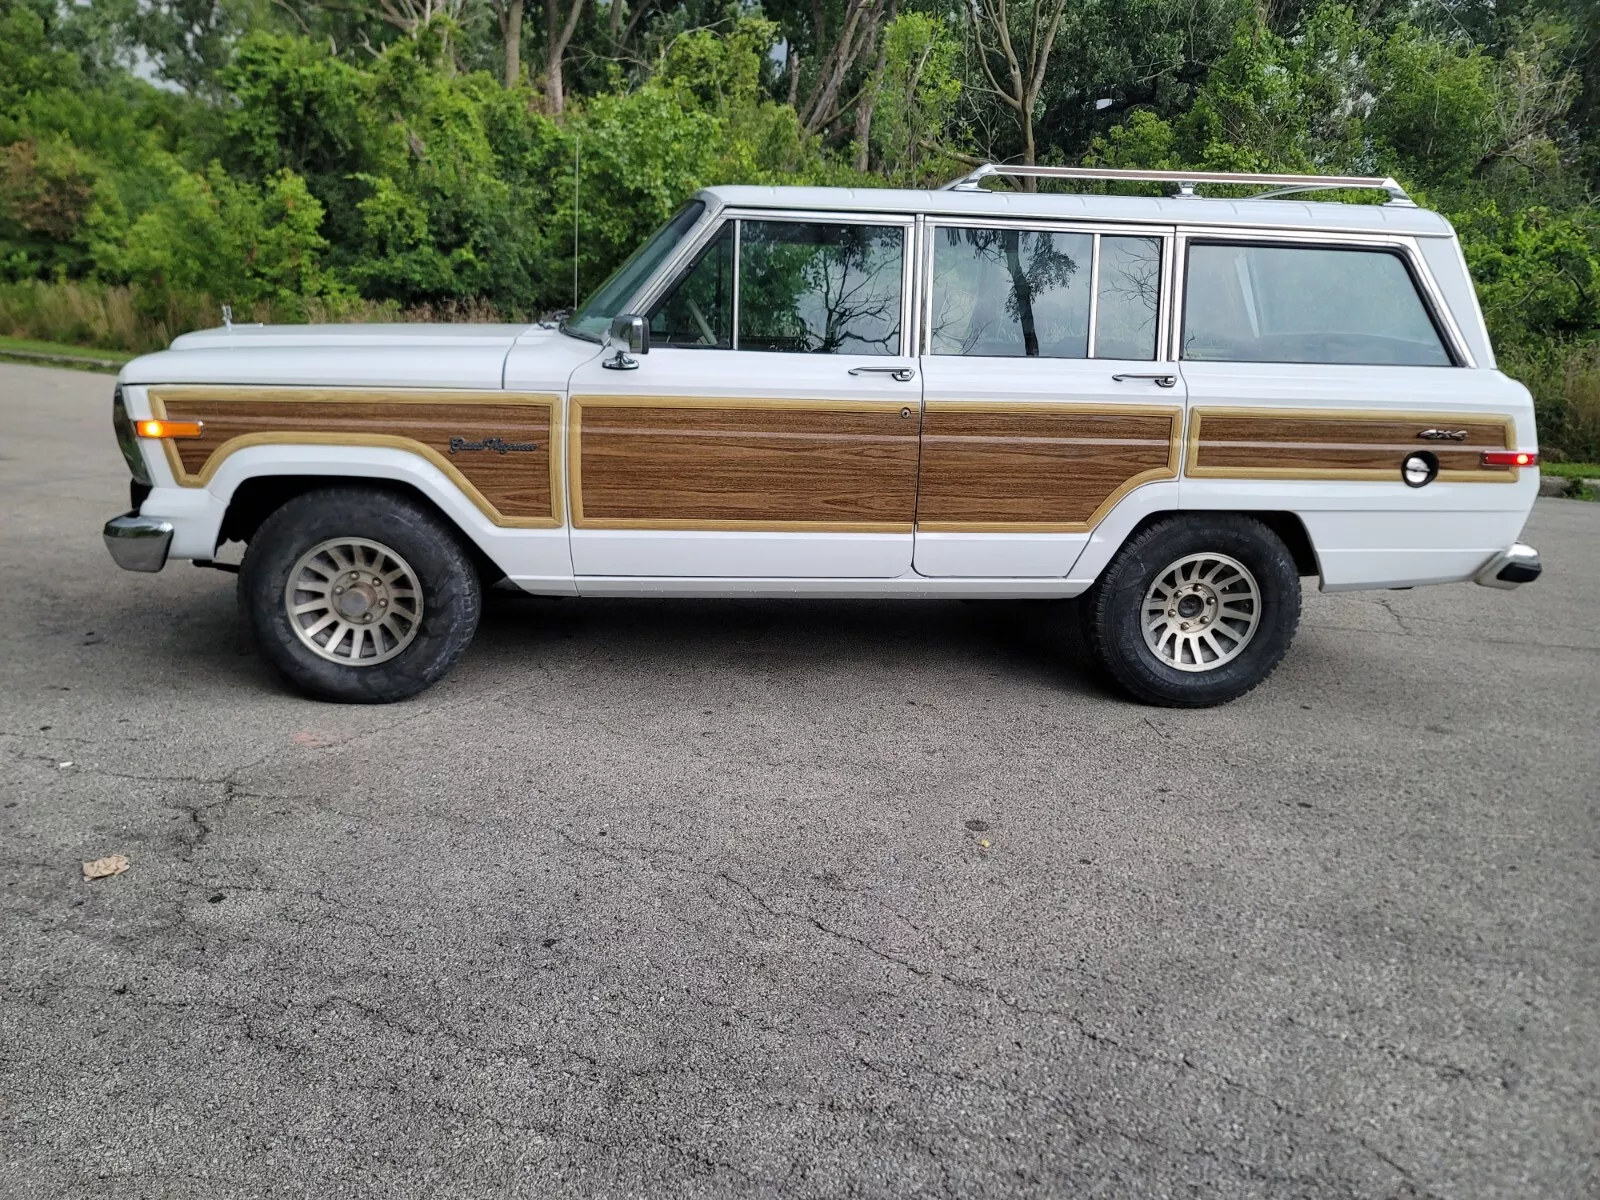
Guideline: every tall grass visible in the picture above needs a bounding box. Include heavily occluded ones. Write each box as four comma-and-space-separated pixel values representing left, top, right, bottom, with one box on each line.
1555, 343, 1600, 463
1501, 338, 1600, 464
0, 281, 519, 356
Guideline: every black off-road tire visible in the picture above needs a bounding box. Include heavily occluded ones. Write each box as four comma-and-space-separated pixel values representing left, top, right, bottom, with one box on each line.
239, 487, 482, 703
1083, 514, 1301, 708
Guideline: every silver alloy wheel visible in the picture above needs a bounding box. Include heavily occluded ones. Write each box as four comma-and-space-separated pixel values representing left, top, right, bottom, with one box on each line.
1141, 551, 1261, 673
284, 537, 423, 666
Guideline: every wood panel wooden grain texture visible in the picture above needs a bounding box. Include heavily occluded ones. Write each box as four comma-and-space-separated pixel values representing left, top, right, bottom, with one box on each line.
915, 404, 1182, 531
148, 387, 562, 527
1186, 407, 1519, 482
571, 396, 920, 530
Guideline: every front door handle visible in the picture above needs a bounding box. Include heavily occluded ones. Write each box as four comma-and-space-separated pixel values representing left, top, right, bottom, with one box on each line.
1112, 372, 1178, 388
849, 366, 916, 382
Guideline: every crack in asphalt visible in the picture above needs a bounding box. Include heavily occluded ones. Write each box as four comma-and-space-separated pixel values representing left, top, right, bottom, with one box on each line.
543, 830, 1444, 1195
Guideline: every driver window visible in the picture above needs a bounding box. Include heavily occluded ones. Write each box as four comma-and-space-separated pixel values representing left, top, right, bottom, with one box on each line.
648, 223, 733, 348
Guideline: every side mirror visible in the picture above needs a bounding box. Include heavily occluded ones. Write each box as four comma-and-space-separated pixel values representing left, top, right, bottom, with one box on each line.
609, 314, 650, 354
602, 314, 649, 371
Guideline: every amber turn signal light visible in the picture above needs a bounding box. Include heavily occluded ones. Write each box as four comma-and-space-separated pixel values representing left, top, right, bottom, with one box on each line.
135, 419, 204, 439
1481, 450, 1537, 468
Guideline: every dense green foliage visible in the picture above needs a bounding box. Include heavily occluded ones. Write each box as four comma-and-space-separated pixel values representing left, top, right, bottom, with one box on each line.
1, 0, 1596, 456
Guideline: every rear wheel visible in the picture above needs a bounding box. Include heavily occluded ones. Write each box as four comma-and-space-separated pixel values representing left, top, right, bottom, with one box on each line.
1084, 515, 1301, 707
240, 488, 481, 703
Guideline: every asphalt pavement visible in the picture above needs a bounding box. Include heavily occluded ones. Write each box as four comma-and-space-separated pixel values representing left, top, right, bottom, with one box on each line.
2, 361, 1597, 1199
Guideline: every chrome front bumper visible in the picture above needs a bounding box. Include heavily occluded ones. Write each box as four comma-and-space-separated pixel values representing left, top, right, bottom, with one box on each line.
1475, 542, 1542, 590
104, 512, 174, 573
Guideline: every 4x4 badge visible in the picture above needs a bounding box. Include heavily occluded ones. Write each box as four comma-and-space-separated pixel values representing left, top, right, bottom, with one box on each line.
449, 436, 538, 454
1416, 428, 1469, 441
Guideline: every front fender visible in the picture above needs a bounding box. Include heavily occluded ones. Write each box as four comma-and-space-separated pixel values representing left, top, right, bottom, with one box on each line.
142, 443, 575, 589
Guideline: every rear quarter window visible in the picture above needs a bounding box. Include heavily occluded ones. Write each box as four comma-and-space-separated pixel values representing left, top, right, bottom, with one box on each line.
1182, 242, 1453, 367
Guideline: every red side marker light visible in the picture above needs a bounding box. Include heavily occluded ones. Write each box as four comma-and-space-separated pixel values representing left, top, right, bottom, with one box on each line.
1481, 450, 1536, 468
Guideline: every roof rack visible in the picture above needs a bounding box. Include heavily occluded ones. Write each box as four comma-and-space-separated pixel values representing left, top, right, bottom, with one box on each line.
942, 164, 1414, 207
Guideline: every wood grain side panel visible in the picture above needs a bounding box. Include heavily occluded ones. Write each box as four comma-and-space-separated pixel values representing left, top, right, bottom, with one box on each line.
152, 393, 560, 525
1188, 409, 1517, 480
574, 402, 920, 529
916, 408, 1181, 530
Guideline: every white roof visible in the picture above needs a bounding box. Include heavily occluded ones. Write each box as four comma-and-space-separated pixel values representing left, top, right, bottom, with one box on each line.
698, 185, 1456, 238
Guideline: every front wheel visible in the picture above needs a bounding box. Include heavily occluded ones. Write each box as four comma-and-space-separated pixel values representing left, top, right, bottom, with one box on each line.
239, 487, 482, 703
1083, 515, 1302, 708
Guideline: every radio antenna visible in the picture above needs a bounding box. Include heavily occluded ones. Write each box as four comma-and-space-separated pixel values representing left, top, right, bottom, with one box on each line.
572, 136, 580, 313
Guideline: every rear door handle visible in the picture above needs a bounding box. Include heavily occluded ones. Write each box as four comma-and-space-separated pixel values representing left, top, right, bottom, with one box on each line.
849, 366, 916, 382
1112, 372, 1177, 388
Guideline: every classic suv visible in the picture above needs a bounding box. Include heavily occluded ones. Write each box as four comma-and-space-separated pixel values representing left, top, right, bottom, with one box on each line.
103, 165, 1542, 707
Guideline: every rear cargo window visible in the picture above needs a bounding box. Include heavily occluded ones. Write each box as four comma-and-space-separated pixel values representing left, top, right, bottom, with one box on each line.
1182, 243, 1452, 366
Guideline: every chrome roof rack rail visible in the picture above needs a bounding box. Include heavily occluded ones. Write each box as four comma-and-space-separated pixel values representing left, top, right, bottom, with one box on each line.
941, 164, 1415, 207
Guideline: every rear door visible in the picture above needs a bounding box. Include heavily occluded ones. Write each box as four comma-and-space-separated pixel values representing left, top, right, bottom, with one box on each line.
913, 220, 1184, 577
566, 212, 922, 578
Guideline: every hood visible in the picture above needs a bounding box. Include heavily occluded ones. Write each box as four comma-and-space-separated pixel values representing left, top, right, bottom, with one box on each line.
121, 322, 564, 390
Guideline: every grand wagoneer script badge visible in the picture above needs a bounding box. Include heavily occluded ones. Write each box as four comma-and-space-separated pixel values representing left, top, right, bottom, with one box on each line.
1416, 428, 1470, 441
448, 436, 538, 454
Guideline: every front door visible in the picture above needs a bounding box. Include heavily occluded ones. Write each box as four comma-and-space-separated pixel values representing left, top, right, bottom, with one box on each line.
567, 214, 921, 578
913, 221, 1184, 577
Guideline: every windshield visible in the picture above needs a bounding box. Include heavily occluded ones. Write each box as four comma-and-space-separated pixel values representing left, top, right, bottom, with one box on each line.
564, 201, 707, 340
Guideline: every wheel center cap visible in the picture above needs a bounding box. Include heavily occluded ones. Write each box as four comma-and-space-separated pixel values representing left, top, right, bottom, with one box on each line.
336, 584, 376, 618
1177, 594, 1206, 620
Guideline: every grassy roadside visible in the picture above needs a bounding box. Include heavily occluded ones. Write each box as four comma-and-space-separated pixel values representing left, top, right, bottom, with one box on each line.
1540, 460, 1600, 479
0, 336, 134, 373
1541, 461, 1600, 501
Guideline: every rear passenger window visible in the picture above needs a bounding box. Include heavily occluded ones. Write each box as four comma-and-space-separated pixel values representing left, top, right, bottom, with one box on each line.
930, 228, 1092, 357
929, 227, 1163, 360
1182, 243, 1452, 366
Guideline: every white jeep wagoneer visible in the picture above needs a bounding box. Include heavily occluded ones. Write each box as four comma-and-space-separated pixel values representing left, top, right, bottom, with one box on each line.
103, 165, 1542, 707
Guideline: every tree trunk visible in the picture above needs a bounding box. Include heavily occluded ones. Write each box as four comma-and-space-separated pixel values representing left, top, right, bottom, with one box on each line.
547, 55, 564, 113
852, 0, 895, 172
1021, 111, 1036, 191
501, 0, 523, 88
1003, 231, 1038, 355
544, 0, 585, 115
801, 0, 871, 133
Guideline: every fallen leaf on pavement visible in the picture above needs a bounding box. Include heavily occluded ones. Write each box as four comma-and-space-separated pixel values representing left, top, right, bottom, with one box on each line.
82, 855, 130, 880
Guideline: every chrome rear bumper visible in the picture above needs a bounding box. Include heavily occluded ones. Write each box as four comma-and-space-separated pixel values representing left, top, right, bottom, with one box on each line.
1475, 542, 1541, 590
104, 512, 174, 573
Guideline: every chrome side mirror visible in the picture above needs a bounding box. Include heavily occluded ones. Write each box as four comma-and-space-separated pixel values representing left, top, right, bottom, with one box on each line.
602, 314, 649, 370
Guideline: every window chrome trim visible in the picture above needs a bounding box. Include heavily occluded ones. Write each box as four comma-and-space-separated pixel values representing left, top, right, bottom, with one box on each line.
909, 214, 926, 359
1170, 227, 1476, 369
1086, 233, 1101, 357
731, 219, 742, 351
920, 216, 1174, 362
1156, 229, 1175, 364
